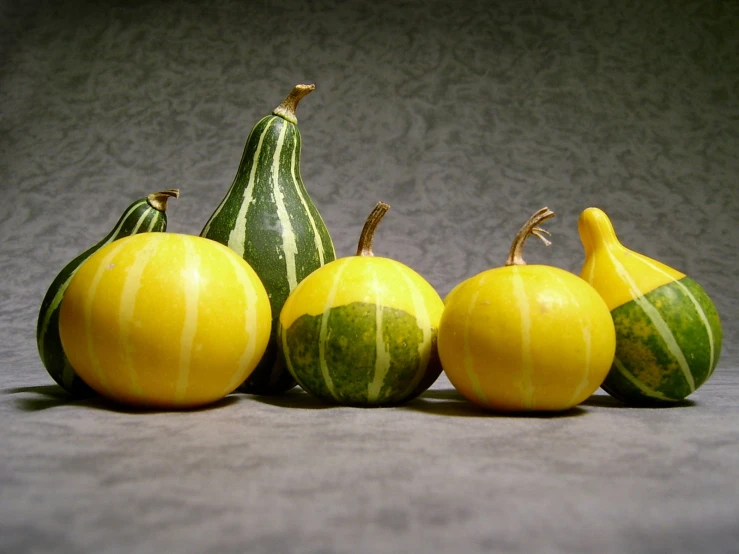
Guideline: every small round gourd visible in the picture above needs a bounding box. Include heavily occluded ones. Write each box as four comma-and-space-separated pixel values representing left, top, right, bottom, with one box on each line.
278, 202, 444, 407
59, 233, 271, 409
439, 208, 616, 412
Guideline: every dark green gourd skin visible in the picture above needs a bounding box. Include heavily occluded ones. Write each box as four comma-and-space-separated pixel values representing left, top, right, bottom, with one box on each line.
37, 192, 176, 396
200, 109, 335, 395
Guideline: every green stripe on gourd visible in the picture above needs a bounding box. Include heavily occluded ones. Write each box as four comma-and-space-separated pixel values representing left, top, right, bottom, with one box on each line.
601, 276, 722, 404
36, 189, 179, 396
281, 302, 441, 406
200, 84, 335, 395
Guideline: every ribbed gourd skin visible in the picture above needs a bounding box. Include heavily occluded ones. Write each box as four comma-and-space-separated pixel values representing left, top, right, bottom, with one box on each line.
201, 113, 335, 395
578, 207, 723, 405
57, 233, 271, 409
278, 256, 444, 407
37, 195, 171, 396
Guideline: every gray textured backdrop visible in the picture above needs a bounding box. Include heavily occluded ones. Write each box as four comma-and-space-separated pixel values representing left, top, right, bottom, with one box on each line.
2, 0, 738, 553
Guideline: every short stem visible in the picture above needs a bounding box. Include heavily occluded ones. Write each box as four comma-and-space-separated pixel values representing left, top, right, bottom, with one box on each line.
273, 84, 315, 124
357, 202, 391, 256
147, 189, 180, 212
505, 207, 556, 266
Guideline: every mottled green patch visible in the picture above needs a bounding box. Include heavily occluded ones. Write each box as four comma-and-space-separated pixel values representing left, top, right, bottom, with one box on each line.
603, 277, 722, 405
280, 302, 441, 406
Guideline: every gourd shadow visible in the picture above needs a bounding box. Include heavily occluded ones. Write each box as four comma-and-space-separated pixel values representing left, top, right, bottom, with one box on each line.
245, 387, 335, 410
404, 388, 588, 419
5, 384, 239, 414
581, 393, 697, 409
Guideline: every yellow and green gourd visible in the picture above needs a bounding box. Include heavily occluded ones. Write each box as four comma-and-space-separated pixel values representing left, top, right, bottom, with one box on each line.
278, 202, 444, 406
201, 84, 335, 395
579, 207, 722, 405
36, 189, 179, 396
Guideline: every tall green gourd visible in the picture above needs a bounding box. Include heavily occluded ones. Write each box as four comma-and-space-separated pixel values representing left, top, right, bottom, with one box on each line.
201, 84, 335, 394
37, 189, 179, 396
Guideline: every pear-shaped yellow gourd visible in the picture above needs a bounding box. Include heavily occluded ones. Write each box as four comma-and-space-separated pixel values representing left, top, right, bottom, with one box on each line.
439, 208, 616, 412
579, 207, 722, 405
278, 202, 444, 407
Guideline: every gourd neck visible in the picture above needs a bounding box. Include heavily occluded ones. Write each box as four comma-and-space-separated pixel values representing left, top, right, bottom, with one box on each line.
273, 84, 315, 125
357, 202, 390, 256
578, 207, 622, 257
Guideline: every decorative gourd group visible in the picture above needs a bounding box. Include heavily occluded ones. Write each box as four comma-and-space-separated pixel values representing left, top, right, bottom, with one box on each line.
37, 84, 723, 411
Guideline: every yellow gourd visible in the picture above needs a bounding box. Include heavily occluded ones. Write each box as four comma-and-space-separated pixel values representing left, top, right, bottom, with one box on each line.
59, 233, 271, 409
438, 208, 616, 412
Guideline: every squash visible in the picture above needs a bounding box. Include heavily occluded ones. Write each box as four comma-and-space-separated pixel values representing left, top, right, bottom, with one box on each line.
278, 202, 444, 406
201, 84, 335, 395
36, 189, 179, 396
438, 208, 616, 412
578, 207, 722, 405
58, 233, 271, 409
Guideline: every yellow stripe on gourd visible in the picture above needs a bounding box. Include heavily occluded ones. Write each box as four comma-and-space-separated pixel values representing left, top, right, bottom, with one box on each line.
222, 250, 262, 396
175, 236, 201, 402
605, 248, 695, 392
317, 260, 347, 402
463, 286, 490, 406
634, 254, 716, 374
512, 268, 535, 410
37, 200, 150, 364
228, 117, 275, 257
272, 122, 299, 291
280, 257, 439, 329
395, 264, 434, 398
367, 268, 391, 403
290, 134, 330, 265
83, 242, 130, 395
613, 357, 676, 401
117, 236, 162, 400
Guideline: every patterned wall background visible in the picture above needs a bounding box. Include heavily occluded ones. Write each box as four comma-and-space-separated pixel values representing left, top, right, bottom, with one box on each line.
2, 0, 738, 364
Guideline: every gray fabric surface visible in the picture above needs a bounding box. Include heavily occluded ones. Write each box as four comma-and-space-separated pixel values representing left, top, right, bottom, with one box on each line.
2, 0, 738, 552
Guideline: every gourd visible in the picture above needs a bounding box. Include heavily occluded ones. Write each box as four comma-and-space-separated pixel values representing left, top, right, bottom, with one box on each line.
37, 189, 179, 396
201, 84, 335, 395
58, 233, 271, 409
438, 208, 616, 412
578, 207, 722, 405
278, 202, 444, 407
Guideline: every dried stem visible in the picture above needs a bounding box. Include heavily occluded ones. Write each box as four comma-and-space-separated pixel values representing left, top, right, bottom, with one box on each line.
357, 202, 391, 256
146, 189, 180, 212
505, 207, 556, 266
273, 84, 315, 124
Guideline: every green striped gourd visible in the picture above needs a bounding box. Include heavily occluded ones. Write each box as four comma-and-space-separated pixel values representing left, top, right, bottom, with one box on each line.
278, 202, 444, 407
579, 207, 722, 405
37, 189, 179, 396
200, 84, 335, 395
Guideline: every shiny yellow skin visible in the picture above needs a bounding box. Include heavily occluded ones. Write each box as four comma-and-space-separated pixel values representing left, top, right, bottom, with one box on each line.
439, 265, 616, 412
280, 256, 444, 330
579, 207, 684, 310
59, 233, 271, 409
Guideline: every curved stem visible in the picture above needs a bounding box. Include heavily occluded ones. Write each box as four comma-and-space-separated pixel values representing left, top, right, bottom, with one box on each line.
505, 207, 556, 266
357, 202, 390, 257
273, 84, 315, 124
146, 189, 180, 212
